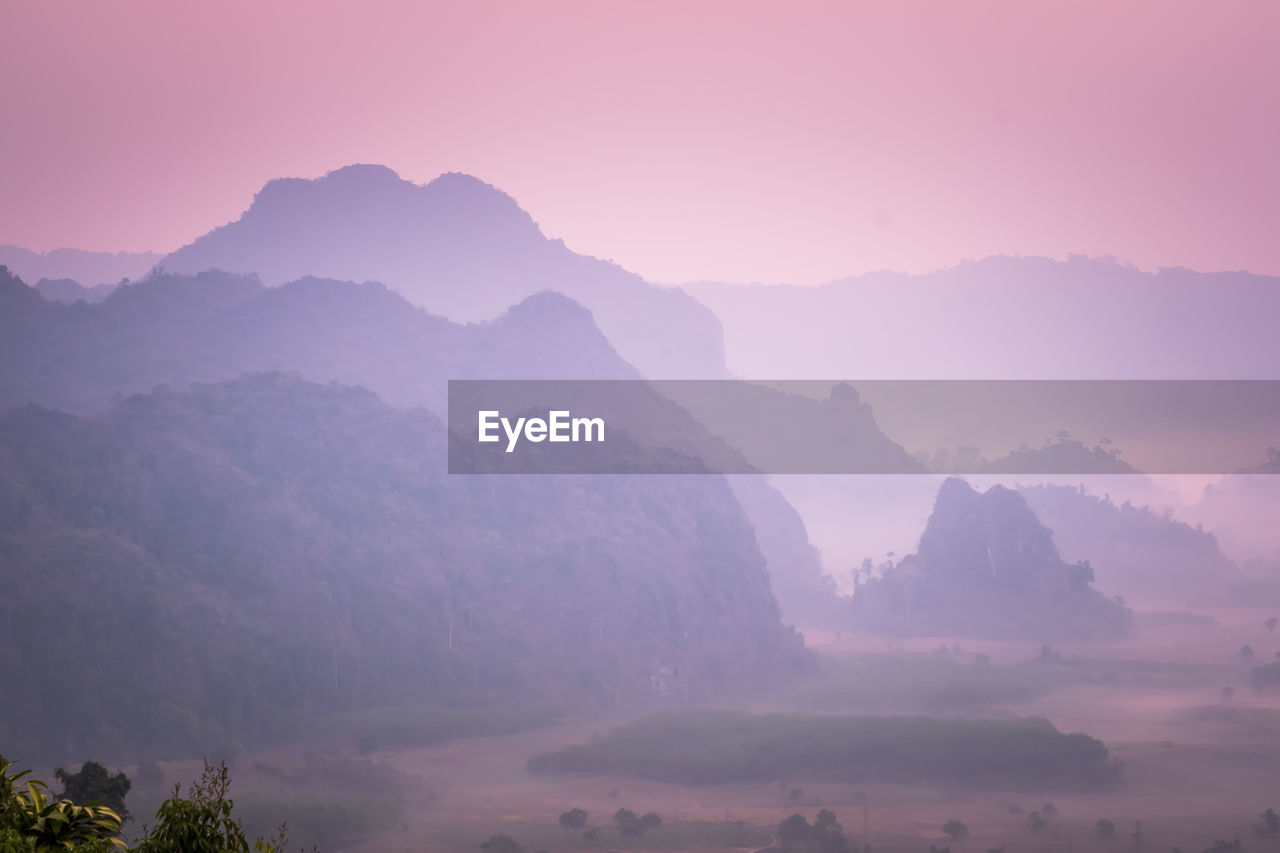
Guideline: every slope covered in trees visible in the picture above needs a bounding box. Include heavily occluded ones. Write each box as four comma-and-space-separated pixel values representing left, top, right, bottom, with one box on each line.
0, 266, 842, 629
1018, 484, 1239, 607
0, 374, 806, 764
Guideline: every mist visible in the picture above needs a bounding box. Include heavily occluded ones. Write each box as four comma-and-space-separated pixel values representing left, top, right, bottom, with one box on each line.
5, 6, 1280, 853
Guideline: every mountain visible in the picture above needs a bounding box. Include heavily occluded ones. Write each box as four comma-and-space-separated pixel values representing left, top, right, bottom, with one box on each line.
158, 165, 726, 378
685, 255, 1280, 380
0, 265, 638, 415
0, 245, 159, 287
0, 374, 807, 764
969, 439, 1139, 475
852, 478, 1132, 640
1018, 484, 1239, 607
0, 266, 840, 629
32, 277, 116, 303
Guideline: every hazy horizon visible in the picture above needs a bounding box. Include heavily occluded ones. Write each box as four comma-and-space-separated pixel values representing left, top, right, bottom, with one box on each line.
4, 1, 1279, 284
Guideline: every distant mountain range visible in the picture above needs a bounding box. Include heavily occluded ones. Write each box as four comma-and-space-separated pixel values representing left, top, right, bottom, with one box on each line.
157, 165, 726, 379
0, 244, 159, 287
1018, 483, 1239, 607
686, 255, 1280, 380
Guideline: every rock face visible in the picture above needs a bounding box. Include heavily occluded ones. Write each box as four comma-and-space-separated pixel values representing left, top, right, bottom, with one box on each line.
853, 478, 1131, 640
158, 165, 727, 379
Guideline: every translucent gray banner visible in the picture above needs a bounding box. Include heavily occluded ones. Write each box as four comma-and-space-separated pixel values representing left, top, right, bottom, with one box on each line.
447, 380, 1280, 475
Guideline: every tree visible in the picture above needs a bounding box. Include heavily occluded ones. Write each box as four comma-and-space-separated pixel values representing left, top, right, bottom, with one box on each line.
558, 807, 588, 829
640, 813, 662, 830
778, 814, 813, 847
1097, 819, 1116, 838
810, 810, 851, 853
482, 834, 524, 853
1028, 811, 1047, 833
55, 762, 132, 822
1041, 802, 1058, 818
1266, 617, 1277, 633
1258, 807, 1280, 836
614, 808, 646, 835
134, 760, 284, 853
943, 819, 969, 840
3, 755, 126, 851
1068, 560, 1095, 589
1241, 645, 1256, 659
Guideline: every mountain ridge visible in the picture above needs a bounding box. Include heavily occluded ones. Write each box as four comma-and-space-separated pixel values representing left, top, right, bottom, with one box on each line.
158, 164, 727, 379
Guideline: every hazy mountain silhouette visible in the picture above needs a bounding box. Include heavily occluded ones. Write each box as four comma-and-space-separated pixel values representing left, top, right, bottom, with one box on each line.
853, 478, 1131, 640
0, 244, 159, 287
970, 438, 1139, 475
0, 266, 837, 629
0, 373, 806, 763
686, 255, 1280, 379
1018, 483, 1238, 607
158, 165, 726, 378
0, 266, 636, 415
32, 277, 116, 303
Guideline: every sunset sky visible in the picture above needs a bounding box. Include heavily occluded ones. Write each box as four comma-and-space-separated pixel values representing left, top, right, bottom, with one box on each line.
2, 0, 1277, 284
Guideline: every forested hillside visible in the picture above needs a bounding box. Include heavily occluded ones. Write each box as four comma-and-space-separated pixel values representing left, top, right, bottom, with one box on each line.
0, 266, 841, 628
0, 375, 806, 764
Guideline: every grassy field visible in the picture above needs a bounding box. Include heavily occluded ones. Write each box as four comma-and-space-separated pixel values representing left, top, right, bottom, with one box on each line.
526, 710, 1118, 789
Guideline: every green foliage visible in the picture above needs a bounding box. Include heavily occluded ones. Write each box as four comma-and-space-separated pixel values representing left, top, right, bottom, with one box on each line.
2, 755, 126, 851
133, 760, 283, 853
54, 763, 131, 822
528, 710, 1120, 789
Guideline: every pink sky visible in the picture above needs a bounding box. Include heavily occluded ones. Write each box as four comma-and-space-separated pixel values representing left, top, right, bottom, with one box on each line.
1, 0, 1277, 284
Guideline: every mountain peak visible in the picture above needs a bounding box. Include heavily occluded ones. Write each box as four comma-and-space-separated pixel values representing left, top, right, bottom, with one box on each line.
322, 163, 404, 183
159, 164, 728, 378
